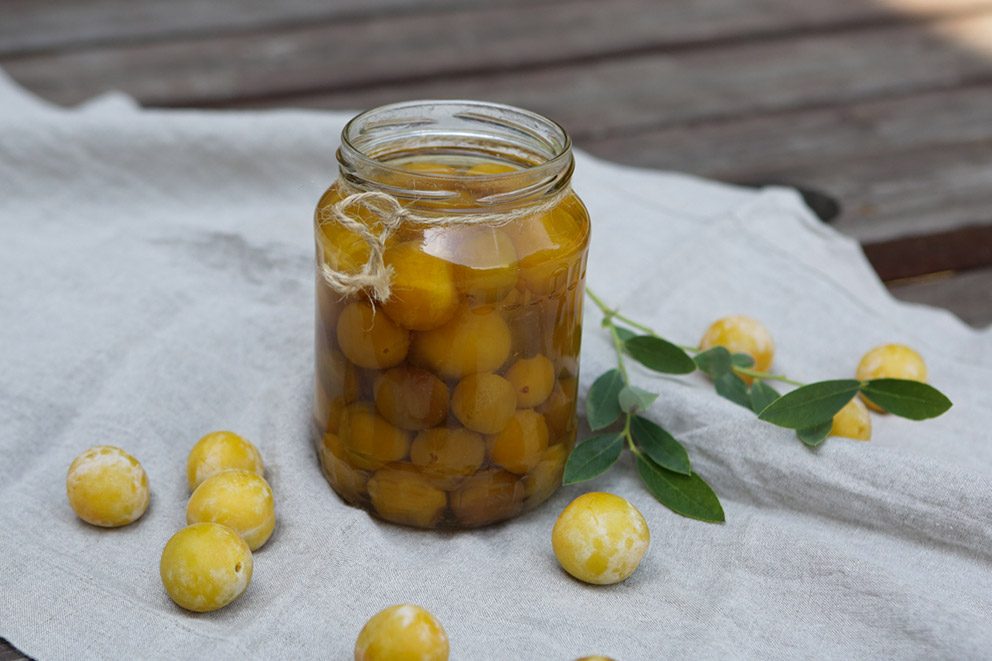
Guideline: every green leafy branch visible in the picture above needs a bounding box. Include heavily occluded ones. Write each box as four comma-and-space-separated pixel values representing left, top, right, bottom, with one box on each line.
563, 287, 953, 524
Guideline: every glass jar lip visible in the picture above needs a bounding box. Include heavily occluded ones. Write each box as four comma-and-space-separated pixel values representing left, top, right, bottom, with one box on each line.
338, 99, 573, 182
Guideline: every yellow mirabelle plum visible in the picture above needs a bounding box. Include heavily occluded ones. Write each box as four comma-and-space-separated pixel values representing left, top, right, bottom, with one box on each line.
423, 226, 519, 303
856, 343, 928, 412
504, 354, 555, 408
319, 432, 369, 504
410, 427, 486, 490
539, 377, 578, 442
66, 446, 150, 528
355, 603, 450, 661
374, 366, 449, 430
315, 185, 386, 274
381, 242, 459, 331
339, 403, 411, 471
450, 372, 517, 434
186, 470, 276, 551
508, 198, 589, 295
317, 344, 360, 404
831, 397, 872, 441
186, 431, 264, 492
465, 161, 518, 175
487, 409, 549, 474
337, 301, 410, 369
400, 161, 458, 176
449, 469, 524, 527
410, 306, 511, 379
523, 443, 568, 505
315, 380, 347, 435
160, 522, 252, 613
367, 465, 448, 528
552, 492, 650, 585
699, 315, 775, 378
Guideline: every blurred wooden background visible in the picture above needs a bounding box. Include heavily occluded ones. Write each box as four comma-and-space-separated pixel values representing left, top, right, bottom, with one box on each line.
3, 0, 992, 331
2, 0, 991, 656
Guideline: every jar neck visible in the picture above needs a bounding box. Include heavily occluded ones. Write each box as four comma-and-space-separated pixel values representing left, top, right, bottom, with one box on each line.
336, 100, 574, 212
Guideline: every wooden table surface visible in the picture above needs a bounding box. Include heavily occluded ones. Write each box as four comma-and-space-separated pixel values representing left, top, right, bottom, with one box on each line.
2, 0, 990, 656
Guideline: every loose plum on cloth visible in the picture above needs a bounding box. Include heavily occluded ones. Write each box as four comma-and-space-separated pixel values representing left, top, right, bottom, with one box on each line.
1, 72, 990, 660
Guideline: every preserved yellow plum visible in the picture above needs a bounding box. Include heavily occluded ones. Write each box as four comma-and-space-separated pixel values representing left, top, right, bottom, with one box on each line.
313, 101, 589, 528
466, 161, 518, 175
504, 354, 555, 408
488, 409, 549, 474
541, 377, 579, 441
523, 443, 568, 505
381, 241, 459, 331
509, 203, 588, 296
339, 402, 411, 470
337, 300, 410, 369
450, 372, 517, 434
314, 383, 347, 435
368, 465, 447, 528
410, 428, 486, 490
317, 344, 359, 404
374, 366, 449, 430
450, 469, 524, 527
410, 305, 511, 379
319, 432, 369, 504
424, 226, 519, 303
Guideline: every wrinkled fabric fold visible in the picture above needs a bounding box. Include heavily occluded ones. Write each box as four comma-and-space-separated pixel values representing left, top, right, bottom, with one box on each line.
1, 72, 989, 660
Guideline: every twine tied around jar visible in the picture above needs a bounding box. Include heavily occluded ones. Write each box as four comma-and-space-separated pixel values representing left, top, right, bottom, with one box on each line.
317, 187, 570, 303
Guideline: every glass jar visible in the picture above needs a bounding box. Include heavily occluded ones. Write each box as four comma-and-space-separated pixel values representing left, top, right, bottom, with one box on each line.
312, 100, 590, 528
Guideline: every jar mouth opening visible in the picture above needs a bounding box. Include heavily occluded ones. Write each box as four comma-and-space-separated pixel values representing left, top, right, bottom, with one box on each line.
337, 100, 573, 206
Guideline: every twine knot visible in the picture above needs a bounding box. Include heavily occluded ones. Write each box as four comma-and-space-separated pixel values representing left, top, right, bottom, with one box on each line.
318, 187, 569, 302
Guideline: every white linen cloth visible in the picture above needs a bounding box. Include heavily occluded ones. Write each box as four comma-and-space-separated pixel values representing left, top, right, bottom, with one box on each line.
1, 71, 990, 660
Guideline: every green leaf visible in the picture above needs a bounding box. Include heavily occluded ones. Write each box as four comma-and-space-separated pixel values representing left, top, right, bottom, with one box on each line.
757, 379, 861, 429
731, 353, 755, 368
625, 335, 697, 374
629, 416, 691, 475
613, 326, 637, 343
860, 379, 953, 420
618, 385, 658, 414
693, 346, 732, 379
636, 457, 725, 523
715, 372, 751, 408
586, 369, 625, 431
562, 434, 624, 484
748, 381, 781, 414
796, 420, 832, 448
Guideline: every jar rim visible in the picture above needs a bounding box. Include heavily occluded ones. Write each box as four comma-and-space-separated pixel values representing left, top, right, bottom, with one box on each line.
337, 100, 573, 204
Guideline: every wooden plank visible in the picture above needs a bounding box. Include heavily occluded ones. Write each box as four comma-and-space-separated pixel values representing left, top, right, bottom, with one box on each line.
581, 84, 992, 243
241, 13, 992, 136
4, 0, 990, 57
0, 0, 507, 55
6, 4, 992, 111
888, 268, 992, 328
0, 640, 25, 661
784, 141, 992, 242
864, 226, 992, 281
